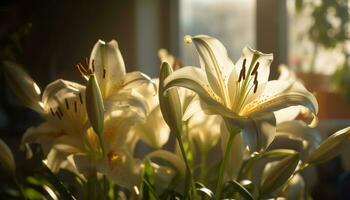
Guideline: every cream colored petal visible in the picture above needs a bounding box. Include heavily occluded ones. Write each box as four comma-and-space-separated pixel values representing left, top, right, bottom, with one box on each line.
145, 150, 186, 177
22, 122, 63, 156
46, 139, 81, 173
97, 148, 143, 190
188, 111, 221, 151
182, 95, 202, 121
227, 67, 239, 109
191, 35, 233, 105
273, 106, 301, 124
164, 66, 223, 106
276, 121, 321, 161
277, 64, 298, 81
103, 107, 144, 152
239, 112, 276, 153
105, 89, 150, 119
133, 106, 170, 149
121, 71, 154, 91
89, 40, 126, 98
42, 79, 88, 136
242, 80, 318, 126
0, 138, 15, 174
3, 61, 43, 113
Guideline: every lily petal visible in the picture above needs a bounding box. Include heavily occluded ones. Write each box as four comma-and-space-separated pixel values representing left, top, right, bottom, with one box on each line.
42, 79, 87, 135
164, 66, 223, 106
145, 150, 186, 177
188, 111, 221, 151
132, 106, 170, 149
239, 112, 276, 153
276, 121, 321, 161
22, 122, 63, 156
242, 80, 318, 126
89, 40, 126, 98
191, 35, 233, 105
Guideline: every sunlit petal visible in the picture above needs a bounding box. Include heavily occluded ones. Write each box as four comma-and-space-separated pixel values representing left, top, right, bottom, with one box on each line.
89, 40, 126, 98
191, 35, 233, 105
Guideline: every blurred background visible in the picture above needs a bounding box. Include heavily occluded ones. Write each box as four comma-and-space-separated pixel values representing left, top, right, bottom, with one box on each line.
0, 0, 349, 199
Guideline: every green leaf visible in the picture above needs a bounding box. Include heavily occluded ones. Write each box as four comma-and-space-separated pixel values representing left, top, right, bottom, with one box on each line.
307, 126, 350, 164
85, 74, 105, 154
195, 182, 216, 200
222, 180, 254, 200
142, 159, 159, 200
260, 151, 300, 196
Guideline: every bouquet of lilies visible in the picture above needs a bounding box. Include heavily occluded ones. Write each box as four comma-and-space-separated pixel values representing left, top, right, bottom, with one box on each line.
1, 35, 350, 200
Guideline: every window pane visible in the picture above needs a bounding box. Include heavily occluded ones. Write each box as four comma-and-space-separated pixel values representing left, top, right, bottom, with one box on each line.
179, 0, 256, 65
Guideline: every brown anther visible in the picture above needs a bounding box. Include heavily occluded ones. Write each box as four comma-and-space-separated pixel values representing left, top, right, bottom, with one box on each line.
251, 62, 260, 75
253, 71, 259, 93
238, 59, 247, 82
103, 68, 106, 78
50, 108, 55, 116
79, 93, 83, 104
56, 111, 62, 120
65, 99, 69, 109
58, 107, 64, 116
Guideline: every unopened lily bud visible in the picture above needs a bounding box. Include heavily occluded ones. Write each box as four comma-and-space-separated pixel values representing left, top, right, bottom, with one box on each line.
159, 62, 183, 136
0, 139, 15, 175
2, 61, 43, 113
307, 126, 350, 164
86, 74, 105, 154
260, 151, 299, 195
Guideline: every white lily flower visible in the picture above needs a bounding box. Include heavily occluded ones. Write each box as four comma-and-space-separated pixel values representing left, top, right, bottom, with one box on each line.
129, 79, 170, 149
77, 39, 152, 115
164, 35, 318, 152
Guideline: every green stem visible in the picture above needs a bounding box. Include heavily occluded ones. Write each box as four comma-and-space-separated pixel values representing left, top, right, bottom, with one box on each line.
215, 130, 238, 199
87, 171, 98, 200
177, 134, 197, 199
199, 149, 208, 183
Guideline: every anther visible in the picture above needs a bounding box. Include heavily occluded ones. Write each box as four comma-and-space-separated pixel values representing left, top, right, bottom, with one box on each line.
74, 101, 78, 112
58, 107, 64, 116
103, 68, 106, 78
50, 108, 55, 116
56, 111, 62, 120
238, 59, 247, 82
79, 93, 83, 104
65, 99, 69, 109
253, 71, 259, 93
251, 62, 260, 75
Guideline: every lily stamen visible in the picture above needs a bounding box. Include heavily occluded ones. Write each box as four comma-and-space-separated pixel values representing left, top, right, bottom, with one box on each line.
238, 59, 247, 82
74, 101, 78, 112
65, 99, 69, 110
79, 93, 83, 104
103, 69, 106, 79
50, 108, 55, 116
253, 71, 258, 93
58, 107, 64, 116
251, 62, 260, 75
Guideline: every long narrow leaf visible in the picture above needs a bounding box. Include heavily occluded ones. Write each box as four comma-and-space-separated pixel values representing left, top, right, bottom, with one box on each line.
222, 180, 254, 200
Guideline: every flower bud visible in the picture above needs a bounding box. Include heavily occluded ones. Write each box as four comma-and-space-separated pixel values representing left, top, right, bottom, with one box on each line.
86, 74, 105, 153
0, 139, 15, 175
2, 61, 43, 113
